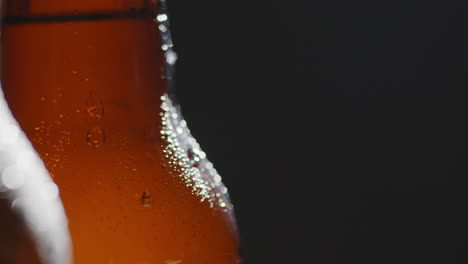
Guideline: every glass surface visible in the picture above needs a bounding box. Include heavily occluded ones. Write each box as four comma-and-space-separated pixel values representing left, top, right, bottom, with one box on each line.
0, 0, 240, 263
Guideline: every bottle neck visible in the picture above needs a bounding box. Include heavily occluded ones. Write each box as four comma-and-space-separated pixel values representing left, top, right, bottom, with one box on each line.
1, 0, 167, 133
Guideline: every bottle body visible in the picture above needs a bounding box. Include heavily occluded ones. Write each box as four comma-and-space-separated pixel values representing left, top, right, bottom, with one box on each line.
1, 1, 239, 263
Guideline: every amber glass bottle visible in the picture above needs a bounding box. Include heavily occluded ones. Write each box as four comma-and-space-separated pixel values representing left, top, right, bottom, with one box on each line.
0, 0, 239, 263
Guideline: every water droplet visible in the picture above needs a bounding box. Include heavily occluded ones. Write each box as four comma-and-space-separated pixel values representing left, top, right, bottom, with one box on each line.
73, 32, 79, 36
205, 162, 214, 169
221, 187, 228, 194
72, 70, 78, 75
159, 24, 167, 32
85, 91, 104, 119
157, 14, 168, 22
214, 175, 222, 183
187, 148, 202, 167
165, 50, 177, 65
40, 97, 46, 101
86, 127, 105, 148
141, 191, 153, 208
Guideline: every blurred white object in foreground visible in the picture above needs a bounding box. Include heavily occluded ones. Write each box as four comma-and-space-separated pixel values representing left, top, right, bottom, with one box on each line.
0, 85, 72, 264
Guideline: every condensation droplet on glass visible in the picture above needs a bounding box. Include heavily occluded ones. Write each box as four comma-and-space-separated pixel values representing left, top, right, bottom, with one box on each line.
156, 14, 168, 22
221, 186, 228, 194
205, 162, 214, 169
73, 32, 78, 36
160, 93, 232, 209
159, 24, 167, 32
86, 127, 105, 148
214, 175, 222, 183
187, 148, 201, 167
85, 91, 104, 119
141, 191, 153, 208
165, 50, 177, 65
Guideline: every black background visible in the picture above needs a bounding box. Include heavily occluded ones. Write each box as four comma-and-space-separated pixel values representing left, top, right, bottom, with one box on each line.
167, 1, 468, 263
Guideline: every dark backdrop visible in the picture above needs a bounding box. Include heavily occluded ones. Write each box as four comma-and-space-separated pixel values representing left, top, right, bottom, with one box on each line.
167, 1, 468, 263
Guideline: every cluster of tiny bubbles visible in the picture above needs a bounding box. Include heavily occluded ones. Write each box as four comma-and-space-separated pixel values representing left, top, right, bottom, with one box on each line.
159, 94, 232, 211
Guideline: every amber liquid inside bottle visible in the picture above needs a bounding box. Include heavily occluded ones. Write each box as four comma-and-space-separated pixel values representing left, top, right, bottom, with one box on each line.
1, 1, 239, 263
